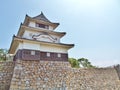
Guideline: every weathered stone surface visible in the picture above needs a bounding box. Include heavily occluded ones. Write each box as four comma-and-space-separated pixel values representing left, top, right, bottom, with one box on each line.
0, 61, 15, 90
0, 60, 120, 90
8, 60, 120, 90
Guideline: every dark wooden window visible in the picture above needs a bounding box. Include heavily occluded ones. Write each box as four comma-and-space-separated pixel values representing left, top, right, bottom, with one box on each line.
36, 23, 49, 29
23, 50, 30, 55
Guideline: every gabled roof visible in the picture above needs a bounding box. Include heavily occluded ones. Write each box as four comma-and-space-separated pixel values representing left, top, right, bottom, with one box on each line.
32, 12, 51, 23
23, 12, 59, 30
32, 12, 59, 25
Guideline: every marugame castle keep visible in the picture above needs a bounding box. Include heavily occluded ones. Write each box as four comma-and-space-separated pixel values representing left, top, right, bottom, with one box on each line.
9, 12, 74, 61
0, 12, 120, 90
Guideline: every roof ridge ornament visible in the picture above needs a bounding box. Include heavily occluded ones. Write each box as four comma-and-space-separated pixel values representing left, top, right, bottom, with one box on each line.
32, 12, 51, 23
41, 11, 43, 15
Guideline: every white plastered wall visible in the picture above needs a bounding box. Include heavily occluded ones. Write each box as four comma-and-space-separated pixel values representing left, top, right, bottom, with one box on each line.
28, 21, 35, 27
49, 26, 54, 30
40, 44, 68, 53
15, 42, 40, 53
22, 30, 60, 43
22, 30, 32, 39
22, 42, 40, 50
15, 41, 68, 54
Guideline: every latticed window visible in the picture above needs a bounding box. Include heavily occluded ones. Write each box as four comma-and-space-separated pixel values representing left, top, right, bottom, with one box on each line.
36, 23, 49, 29
35, 51, 39, 55
23, 51, 30, 55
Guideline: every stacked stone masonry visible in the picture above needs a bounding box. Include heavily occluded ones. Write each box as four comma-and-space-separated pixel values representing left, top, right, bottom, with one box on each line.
0, 61, 120, 90
0, 61, 15, 90
8, 60, 120, 90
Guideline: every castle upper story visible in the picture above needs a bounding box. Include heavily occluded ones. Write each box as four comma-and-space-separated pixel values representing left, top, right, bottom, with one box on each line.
17, 12, 66, 43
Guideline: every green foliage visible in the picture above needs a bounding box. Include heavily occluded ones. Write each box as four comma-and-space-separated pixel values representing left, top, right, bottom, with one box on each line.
78, 58, 95, 68
69, 57, 95, 68
0, 48, 8, 61
68, 58, 79, 68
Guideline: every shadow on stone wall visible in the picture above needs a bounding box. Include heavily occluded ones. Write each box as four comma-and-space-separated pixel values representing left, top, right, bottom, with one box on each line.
114, 64, 120, 80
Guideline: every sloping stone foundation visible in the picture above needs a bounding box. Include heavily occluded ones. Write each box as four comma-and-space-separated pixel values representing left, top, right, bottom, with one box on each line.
0, 61, 120, 90
9, 60, 120, 90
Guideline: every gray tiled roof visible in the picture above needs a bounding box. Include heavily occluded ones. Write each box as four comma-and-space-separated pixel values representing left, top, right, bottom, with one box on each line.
32, 12, 51, 23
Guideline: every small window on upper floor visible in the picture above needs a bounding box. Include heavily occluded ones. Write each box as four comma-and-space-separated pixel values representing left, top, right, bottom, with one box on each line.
31, 51, 35, 55
57, 53, 61, 58
36, 23, 49, 29
47, 52, 50, 57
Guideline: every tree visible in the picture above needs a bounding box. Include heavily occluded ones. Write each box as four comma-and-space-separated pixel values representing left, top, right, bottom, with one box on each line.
68, 58, 79, 68
69, 57, 96, 68
78, 58, 95, 68
0, 48, 8, 61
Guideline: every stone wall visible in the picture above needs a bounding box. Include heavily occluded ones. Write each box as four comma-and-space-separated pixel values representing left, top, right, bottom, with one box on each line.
0, 61, 15, 90
9, 60, 120, 90
70, 68, 120, 90
114, 64, 120, 80
10, 60, 71, 90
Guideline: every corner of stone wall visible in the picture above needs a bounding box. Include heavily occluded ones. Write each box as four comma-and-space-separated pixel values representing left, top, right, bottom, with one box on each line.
114, 64, 120, 80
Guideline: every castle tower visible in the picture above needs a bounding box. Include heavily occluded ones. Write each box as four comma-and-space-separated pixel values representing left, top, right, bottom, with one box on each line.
9, 12, 74, 61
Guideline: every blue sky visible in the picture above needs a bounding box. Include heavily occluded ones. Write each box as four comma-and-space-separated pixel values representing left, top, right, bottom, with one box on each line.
0, 0, 120, 67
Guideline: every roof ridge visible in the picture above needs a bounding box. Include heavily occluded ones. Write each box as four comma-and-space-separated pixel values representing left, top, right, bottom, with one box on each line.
32, 12, 51, 22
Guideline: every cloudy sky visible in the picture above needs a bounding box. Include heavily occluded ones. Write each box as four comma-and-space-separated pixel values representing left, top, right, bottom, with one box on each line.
0, 0, 120, 67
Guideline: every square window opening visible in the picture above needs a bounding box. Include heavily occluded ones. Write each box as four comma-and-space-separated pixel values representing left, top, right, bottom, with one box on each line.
58, 53, 61, 58
47, 52, 50, 57
31, 51, 35, 55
